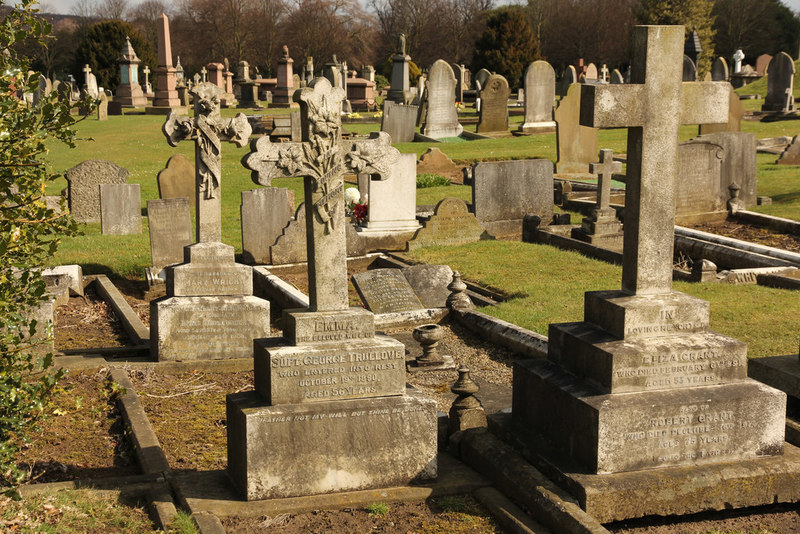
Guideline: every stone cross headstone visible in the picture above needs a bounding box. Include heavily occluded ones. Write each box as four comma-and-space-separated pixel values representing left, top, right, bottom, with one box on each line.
147, 197, 193, 270
65, 160, 130, 223
142, 65, 152, 94
200, 66, 207, 83
571, 149, 624, 248
421, 60, 463, 139
242, 78, 400, 311
600, 64, 609, 82
476, 73, 509, 134
580, 25, 729, 294
163, 82, 252, 242
520, 60, 556, 133
82, 64, 98, 98
763, 52, 796, 112
514, 26, 786, 491
230, 76, 435, 501
711, 57, 729, 81
733, 48, 745, 73
100, 183, 141, 235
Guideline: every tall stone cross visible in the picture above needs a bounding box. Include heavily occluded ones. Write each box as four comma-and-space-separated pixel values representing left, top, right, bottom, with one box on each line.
590, 149, 621, 217
580, 25, 729, 295
242, 78, 399, 312
143, 65, 150, 85
83, 64, 92, 83
201, 66, 208, 83
163, 82, 252, 242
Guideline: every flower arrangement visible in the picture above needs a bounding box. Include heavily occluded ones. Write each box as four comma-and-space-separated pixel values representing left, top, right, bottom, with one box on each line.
344, 187, 368, 224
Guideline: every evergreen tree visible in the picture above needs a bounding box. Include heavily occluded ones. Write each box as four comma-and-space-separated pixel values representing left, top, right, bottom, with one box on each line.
472, 6, 540, 89
73, 20, 155, 91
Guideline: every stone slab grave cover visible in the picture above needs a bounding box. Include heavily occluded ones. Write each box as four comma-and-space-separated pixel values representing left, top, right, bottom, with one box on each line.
571, 149, 624, 248
401, 264, 453, 308
65, 159, 129, 223
555, 83, 598, 175
240, 187, 294, 264
512, 26, 787, 518
380, 100, 418, 143
407, 197, 491, 250
157, 153, 195, 201
147, 197, 193, 271
520, 60, 556, 133
471, 159, 554, 239
476, 73, 509, 134
100, 183, 141, 235
230, 77, 437, 501
422, 60, 463, 139
358, 153, 420, 234
151, 82, 270, 361
352, 268, 424, 313
763, 52, 796, 112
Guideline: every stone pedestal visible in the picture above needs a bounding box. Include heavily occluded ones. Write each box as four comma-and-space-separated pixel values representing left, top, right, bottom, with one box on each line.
571, 207, 623, 249
151, 242, 270, 361
238, 82, 260, 108
387, 53, 410, 104
512, 289, 786, 474
227, 306, 437, 500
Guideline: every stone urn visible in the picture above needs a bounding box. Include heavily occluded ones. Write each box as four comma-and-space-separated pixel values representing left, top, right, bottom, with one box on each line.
412, 324, 444, 366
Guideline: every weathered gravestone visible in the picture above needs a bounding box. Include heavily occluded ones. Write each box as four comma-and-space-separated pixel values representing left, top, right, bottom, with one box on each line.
711, 57, 729, 81
65, 159, 129, 223
380, 100, 418, 143
584, 62, 598, 81
675, 139, 725, 222
352, 268, 424, 313
474, 68, 491, 89
610, 69, 624, 84
476, 73, 509, 134
512, 25, 788, 521
100, 183, 141, 235
229, 77, 437, 501
416, 147, 463, 183
241, 187, 294, 264
358, 153, 421, 234
763, 52, 796, 112
422, 60, 463, 139
471, 159, 554, 239
157, 153, 195, 201
571, 149, 624, 248
558, 65, 577, 97
151, 82, 270, 361
682, 54, 697, 81
555, 83, 598, 175
699, 85, 743, 134
452, 63, 465, 102
520, 60, 556, 133
696, 131, 757, 207
97, 92, 108, 120
407, 197, 490, 250
777, 135, 800, 165
756, 53, 773, 76
146, 197, 193, 271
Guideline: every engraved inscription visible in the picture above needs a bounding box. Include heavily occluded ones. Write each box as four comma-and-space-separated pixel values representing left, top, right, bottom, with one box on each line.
260, 403, 428, 424
162, 304, 267, 359
295, 317, 373, 343
614, 347, 744, 389
624, 321, 706, 336
352, 269, 422, 314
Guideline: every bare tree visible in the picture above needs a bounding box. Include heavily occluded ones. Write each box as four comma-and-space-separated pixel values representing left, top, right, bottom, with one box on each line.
253, 0, 288, 75
96, 0, 129, 20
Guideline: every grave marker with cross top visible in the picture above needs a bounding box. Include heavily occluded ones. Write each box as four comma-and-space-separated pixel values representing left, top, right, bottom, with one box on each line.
242, 77, 399, 312
580, 25, 729, 296
163, 82, 251, 243
589, 148, 622, 219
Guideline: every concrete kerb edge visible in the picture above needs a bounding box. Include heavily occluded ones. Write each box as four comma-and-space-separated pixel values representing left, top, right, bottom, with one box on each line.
91, 275, 150, 345
192, 511, 227, 534
108, 368, 182, 530
452, 308, 548, 359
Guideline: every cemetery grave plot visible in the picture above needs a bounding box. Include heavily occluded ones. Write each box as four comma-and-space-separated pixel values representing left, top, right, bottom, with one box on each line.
221, 495, 503, 533
54, 287, 131, 349
269, 256, 375, 309
689, 219, 800, 253
14, 369, 138, 484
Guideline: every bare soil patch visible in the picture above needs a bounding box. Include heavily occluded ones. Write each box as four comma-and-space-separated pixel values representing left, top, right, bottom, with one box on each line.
221, 495, 503, 533
16, 369, 138, 484
690, 219, 800, 253
54, 288, 130, 349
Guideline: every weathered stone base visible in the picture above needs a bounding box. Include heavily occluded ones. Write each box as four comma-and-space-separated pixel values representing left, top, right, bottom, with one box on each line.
512, 358, 786, 474
151, 296, 270, 361
489, 411, 800, 523
480, 219, 523, 240
226, 390, 438, 500
570, 227, 624, 250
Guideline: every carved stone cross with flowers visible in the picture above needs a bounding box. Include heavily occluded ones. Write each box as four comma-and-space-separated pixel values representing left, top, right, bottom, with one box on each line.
163, 82, 251, 243
243, 78, 399, 312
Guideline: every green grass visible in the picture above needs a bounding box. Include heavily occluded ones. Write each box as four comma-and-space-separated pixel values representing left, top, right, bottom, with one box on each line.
406, 240, 800, 359
0, 489, 156, 533
365, 501, 390, 516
